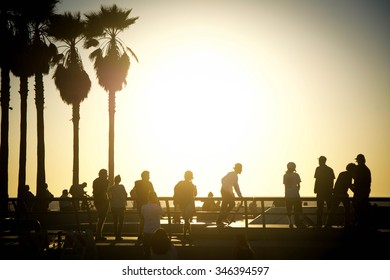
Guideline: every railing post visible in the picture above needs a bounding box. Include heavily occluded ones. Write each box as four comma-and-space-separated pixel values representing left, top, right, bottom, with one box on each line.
165, 199, 172, 237
261, 200, 266, 228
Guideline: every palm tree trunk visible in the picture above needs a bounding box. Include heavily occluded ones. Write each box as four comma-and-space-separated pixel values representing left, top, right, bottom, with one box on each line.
0, 67, 10, 212
35, 72, 46, 200
18, 75, 28, 198
108, 90, 115, 184
72, 103, 80, 187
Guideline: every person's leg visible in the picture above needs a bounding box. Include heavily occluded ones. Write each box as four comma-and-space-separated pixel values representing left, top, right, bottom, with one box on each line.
341, 197, 350, 227
285, 198, 293, 228
117, 208, 125, 239
294, 198, 303, 227
96, 204, 108, 240
217, 200, 228, 224
112, 208, 118, 238
316, 196, 324, 226
137, 206, 144, 240
325, 197, 337, 227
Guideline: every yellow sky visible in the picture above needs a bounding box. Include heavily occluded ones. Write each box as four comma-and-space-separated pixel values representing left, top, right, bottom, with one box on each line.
6, 0, 390, 199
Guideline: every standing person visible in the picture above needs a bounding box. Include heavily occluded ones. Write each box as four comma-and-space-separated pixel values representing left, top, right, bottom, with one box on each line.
352, 154, 371, 228
314, 156, 335, 227
216, 163, 243, 227
325, 163, 356, 228
92, 169, 110, 241
109, 175, 128, 241
131, 170, 155, 241
173, 170, 197, 239
283, 162, 304, 228
141, 191, 164, 259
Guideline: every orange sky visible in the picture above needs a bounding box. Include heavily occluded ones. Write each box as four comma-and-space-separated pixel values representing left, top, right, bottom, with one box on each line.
6, 0, 390, 199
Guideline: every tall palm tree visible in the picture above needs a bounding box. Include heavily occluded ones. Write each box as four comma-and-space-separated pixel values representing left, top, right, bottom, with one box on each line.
48, 12, 91, 188
28, 0, 59, 207
10, 2, 36, 198
84, 4, 138, 183
0, 1, 15, 211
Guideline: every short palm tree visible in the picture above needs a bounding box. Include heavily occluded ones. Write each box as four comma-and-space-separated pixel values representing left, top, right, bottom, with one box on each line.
84, 4, 138, 183
48, 12, 91, 188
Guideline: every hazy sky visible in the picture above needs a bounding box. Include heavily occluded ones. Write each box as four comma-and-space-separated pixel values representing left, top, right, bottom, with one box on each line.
7, 0, 390, 199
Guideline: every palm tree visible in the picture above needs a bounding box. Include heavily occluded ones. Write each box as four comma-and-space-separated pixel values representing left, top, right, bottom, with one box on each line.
0, 1, 14, 211
28, 0, 59, 207
10, 2, 36, 198
48, 12, 91, 188
84, 4, 138, 183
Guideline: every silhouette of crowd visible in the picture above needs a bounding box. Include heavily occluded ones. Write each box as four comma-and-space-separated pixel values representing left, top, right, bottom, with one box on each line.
15, 154, 374, 259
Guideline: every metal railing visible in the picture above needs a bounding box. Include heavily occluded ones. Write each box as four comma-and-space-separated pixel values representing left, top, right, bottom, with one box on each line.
5, 196, 390, 233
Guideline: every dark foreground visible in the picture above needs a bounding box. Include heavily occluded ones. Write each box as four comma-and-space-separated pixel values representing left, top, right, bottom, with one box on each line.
1, 219, 389, 260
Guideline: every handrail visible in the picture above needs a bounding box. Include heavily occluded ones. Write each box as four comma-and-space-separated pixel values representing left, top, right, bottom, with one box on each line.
4, 197, 390, 232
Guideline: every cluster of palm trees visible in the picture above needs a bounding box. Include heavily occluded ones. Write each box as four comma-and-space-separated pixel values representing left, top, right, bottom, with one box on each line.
0, 0, 139, 211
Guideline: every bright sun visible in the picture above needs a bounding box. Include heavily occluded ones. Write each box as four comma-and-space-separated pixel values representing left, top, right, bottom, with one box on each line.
136, 43, 269, 161
118, 41, 274, 193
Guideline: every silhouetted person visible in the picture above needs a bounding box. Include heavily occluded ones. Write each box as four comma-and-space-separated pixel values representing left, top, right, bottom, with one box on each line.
314, 156, 335, 227
131, 170, 155, 240
173, 170, 197, 239
109, 175, 128, 240
92, 169, 109, 241
69, 182, 87, 210
234, 233, 256, 259
19, 184, 35, 212
141, 191, 163, 259
151, 228, 178, 259
352, 154, 371, 229
33, 183, 54, 212
325, 163, 356, 228
216, 163, 243, 226
283, 162, 304, 228
202, 191, 219, 211
59, 189, 73, 211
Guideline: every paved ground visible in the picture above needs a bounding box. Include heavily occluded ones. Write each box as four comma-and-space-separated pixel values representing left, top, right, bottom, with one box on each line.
1, 220, 389, 260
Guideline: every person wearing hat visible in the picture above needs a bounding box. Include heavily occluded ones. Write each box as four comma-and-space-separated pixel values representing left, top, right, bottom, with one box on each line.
352, 154, 371, 228
216, 163, 243, 226
283, 162, 305, 228
314, 156, 335, 227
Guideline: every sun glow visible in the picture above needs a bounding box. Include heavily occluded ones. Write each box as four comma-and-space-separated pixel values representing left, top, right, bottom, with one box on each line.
113, 41, 278, 196
138, 43, 271, 162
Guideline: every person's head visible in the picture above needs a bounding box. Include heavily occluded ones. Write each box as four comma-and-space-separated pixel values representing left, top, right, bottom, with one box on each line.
81, 182, 87, 188
99, 169, 108, 178
151, 228, 171, 254
287, 162, 296, 172
141, 170, 150, 181
355, 154, 366, 164
62, 189, 68, 196
318, 156, 327, 166
114, 175, 121, 184
234, 163, 242, 174
208, 192, 214, 198
184, 170, 193, 181
346, 163, 357, 175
